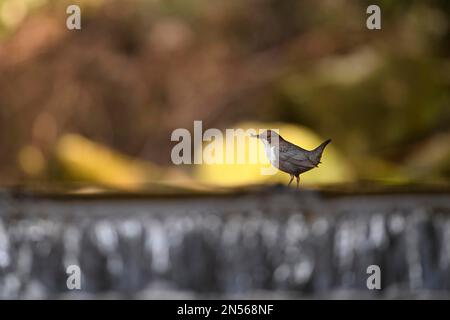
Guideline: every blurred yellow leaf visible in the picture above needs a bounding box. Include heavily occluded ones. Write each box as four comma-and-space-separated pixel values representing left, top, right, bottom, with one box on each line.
18, 144, 45, 176
56, 134, 159, 190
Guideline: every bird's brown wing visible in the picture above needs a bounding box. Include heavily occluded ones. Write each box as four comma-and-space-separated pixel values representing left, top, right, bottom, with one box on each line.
278, 143, 316, 169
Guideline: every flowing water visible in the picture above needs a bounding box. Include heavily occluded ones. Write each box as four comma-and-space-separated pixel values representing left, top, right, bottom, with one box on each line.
0, 188, 449, 299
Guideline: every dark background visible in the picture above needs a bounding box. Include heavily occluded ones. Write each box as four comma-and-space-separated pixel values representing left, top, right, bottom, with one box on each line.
0, 0, 449, 189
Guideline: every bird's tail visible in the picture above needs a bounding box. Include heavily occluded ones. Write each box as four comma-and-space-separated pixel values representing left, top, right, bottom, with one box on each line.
310, 139, 332, 164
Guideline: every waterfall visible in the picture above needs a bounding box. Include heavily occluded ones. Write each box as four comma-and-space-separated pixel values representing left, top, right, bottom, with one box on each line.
0, 190, 449, 299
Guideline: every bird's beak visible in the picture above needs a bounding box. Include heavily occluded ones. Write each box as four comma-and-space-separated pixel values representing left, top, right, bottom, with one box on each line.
250, 133, 259, 138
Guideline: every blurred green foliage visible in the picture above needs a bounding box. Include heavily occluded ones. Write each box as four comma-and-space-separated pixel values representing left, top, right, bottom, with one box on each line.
0, 0, 449, 187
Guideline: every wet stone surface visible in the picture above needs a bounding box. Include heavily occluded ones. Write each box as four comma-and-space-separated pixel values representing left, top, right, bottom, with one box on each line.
0, 189, 449, 299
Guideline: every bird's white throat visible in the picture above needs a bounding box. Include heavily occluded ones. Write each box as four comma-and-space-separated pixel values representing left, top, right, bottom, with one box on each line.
261, 140, 278, 166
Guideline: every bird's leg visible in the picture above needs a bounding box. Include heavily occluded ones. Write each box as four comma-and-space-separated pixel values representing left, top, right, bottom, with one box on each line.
287, 175, 294, 187
296, 176, 300, 189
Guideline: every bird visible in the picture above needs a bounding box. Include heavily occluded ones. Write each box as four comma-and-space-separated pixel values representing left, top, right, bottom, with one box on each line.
252, 130, 331, 188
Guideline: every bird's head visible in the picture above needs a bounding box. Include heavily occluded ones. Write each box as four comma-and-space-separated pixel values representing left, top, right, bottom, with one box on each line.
251, 130, 280, 144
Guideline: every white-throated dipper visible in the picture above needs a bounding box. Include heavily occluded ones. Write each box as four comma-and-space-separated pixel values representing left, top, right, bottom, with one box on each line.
252, 130, 331, 188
